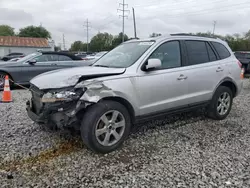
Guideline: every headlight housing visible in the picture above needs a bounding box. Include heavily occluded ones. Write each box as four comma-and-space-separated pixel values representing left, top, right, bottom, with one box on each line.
41, 89, 84, 103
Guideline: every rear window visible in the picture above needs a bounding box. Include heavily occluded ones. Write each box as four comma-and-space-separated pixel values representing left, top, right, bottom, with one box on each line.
235, 52, 250, 59
185, 40, 209, 65
211, 42, 231, 59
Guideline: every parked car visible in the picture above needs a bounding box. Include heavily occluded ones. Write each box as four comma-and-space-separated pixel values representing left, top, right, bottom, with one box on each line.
83, 51, 108, 61
0, 51, 92, 89
26, 34, 243, 153
234, 51, 250, 73
8, 57, 22, 62
1, 52, 25, 61
76, 53, 88, 60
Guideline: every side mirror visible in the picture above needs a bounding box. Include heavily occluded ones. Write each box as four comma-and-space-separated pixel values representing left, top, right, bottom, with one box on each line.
145, 58, 162, 70
28, 59, 37, 65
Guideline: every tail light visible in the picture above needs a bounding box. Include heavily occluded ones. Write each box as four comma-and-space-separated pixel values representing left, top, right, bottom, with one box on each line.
237, 60, 242, 68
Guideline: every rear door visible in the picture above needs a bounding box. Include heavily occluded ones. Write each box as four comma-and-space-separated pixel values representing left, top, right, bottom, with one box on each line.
211, 41, 235, 75
182, 40, 224, 104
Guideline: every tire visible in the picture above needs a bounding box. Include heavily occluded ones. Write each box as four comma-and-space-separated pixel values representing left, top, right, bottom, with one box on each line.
80, 100, 131, 154
0, 72, 12, 90
206, 86, 233, 120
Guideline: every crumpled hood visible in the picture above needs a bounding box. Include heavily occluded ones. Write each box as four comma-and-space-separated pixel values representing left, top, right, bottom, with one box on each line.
30, 66, 126, 89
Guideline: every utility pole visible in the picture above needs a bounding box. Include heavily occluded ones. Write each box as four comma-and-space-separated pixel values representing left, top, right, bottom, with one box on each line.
62, 33, 66, 50
118, 0, 129, 42
213, 21, 217, 36
83, 19, 91, 52
132, 7, 137, 39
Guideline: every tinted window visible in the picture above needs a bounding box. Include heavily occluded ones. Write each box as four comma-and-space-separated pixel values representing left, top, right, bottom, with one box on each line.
206, 43, 217, 61
149, 41, 181, 69
211, 42, 231, 59
35, 54, 58, 62
58, 55, 72, 61
186, 41, 209, 65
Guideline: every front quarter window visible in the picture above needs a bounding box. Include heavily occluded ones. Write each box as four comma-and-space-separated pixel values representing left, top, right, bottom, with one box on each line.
93, 41, 154, 68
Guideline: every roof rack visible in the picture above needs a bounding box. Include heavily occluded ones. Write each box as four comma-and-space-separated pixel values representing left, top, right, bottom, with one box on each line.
170, 33, 217, 39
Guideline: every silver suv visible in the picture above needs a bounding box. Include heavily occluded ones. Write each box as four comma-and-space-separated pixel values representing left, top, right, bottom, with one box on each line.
26, 34, 243, 153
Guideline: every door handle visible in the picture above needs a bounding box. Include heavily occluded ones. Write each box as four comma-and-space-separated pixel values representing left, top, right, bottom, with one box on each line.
177, 74, 188, 80
51, 63, 57, 66
216, 67, 224, 72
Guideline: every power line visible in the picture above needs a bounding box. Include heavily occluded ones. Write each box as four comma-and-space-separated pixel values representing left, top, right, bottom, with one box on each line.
117, 0, 130, 42
134, 0, 195, 8
136, 0, 248, 13
142, 2, 250, 19
83, 19, 91, 52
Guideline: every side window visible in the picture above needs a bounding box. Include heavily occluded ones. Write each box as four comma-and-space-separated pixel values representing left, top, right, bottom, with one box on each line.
34, 54, 58, 62
211, 42, 231, 59
185, 40, 209, 65
58, 55, 72, 61
206, 42, 217, 61
148, 41, 181, 69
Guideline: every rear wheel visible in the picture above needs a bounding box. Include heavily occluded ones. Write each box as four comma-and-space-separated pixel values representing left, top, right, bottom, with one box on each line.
206, 86, 233, 120
80, 100, 131, 153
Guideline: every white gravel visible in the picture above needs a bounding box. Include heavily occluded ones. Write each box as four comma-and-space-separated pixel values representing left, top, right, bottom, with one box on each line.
0, 80, 250, 188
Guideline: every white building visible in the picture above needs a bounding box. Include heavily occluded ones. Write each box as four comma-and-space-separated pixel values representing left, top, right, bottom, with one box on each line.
0, 36, 54, 57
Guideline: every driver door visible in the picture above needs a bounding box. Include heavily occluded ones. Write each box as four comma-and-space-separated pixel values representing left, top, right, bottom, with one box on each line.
134, 40, 190, 116
20, 54, 59, 83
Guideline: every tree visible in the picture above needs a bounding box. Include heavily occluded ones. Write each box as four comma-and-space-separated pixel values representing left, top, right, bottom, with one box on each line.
0, 25, 15, 36
18, 25, 51, 39
112, 32, 129, 48
90, 32, 113, 52
70, 41, 84, 51
150, 33, 162, 37
54, 45, 61, 52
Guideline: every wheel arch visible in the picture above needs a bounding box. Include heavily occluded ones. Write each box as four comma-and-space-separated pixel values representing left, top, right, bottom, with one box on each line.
0, 70, 14, 81
214, 77, 237, 98
100, 96, 136, 123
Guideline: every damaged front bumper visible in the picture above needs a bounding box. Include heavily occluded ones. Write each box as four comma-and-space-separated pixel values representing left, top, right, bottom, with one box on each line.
26, 99, 87, 130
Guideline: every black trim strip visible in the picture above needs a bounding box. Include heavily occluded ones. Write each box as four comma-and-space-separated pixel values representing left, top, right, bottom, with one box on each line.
134, 101, 210, 123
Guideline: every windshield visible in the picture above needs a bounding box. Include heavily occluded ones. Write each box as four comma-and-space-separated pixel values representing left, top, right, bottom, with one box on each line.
17, 52, 42, 63
93, 41, 154, 68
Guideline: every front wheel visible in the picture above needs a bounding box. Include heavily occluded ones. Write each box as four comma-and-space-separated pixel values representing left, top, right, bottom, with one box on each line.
80, 100, 131, 153
206, 86, 233, 120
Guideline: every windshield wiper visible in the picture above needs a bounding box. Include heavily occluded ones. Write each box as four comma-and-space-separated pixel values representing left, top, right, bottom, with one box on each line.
93, 65, 110, 68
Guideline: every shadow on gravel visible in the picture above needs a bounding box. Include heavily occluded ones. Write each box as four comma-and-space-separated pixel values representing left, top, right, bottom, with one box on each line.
0, 138, 84, 172
131, 109, 206, 135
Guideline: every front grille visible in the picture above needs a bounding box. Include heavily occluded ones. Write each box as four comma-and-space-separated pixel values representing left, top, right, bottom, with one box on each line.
30, 84, 44, 114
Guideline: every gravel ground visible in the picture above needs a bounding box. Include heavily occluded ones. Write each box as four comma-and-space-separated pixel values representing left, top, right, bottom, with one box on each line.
0, 80, 250, 188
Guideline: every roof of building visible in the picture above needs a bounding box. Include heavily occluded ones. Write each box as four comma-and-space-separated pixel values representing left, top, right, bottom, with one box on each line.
0, 36, 50, 48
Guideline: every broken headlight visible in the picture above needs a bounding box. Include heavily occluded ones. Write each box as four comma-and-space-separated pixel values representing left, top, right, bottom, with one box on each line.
41, 89, 84, 103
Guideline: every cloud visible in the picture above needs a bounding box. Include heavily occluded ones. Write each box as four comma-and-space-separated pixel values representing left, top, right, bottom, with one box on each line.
1, 0, 250, 49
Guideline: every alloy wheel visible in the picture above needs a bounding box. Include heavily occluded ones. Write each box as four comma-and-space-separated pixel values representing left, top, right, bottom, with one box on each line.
95, 110, 126, 147
217, 92, 231, 116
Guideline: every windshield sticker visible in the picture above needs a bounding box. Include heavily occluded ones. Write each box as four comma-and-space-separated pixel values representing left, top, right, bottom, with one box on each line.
138, 42, 154, 45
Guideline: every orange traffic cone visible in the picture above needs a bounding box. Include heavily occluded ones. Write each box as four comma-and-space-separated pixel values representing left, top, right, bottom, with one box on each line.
1, 75, 12, 103
240, 68, 245, 79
